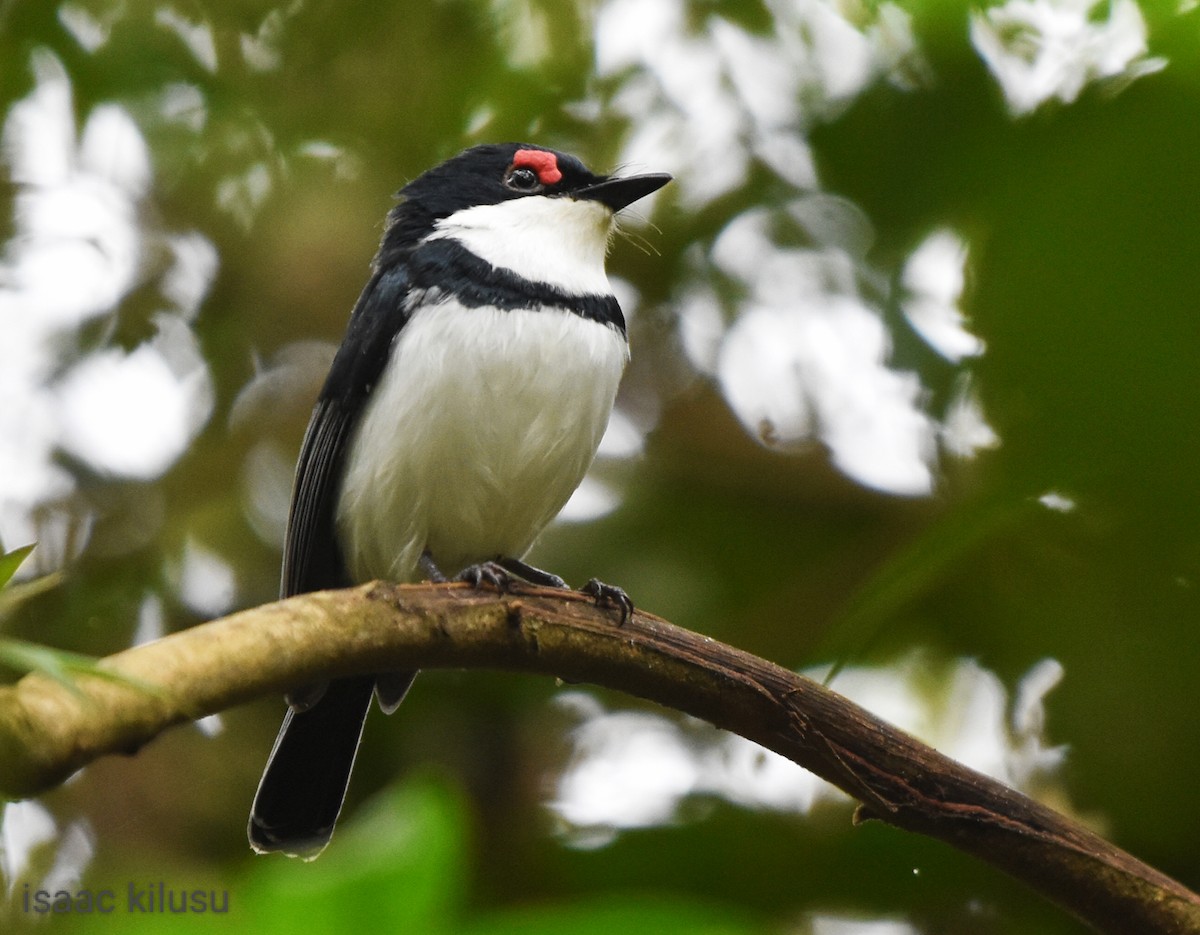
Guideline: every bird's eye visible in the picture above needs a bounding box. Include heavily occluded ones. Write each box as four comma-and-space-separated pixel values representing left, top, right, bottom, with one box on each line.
506, 166, 541, 191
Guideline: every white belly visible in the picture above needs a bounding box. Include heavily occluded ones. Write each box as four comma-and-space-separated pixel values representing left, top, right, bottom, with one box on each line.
336, 299, 628, 583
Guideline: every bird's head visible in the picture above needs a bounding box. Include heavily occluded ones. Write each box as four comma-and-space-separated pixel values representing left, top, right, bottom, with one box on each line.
378, 144, 670, 294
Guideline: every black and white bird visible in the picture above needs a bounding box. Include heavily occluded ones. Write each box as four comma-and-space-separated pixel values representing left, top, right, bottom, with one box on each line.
248, 143, 670, 858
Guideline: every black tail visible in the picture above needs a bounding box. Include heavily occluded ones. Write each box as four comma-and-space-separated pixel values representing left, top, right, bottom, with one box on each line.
248, 676, 376, 858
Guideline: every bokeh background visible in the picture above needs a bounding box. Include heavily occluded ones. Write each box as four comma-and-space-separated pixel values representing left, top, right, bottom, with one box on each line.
2, 1, 1199, 932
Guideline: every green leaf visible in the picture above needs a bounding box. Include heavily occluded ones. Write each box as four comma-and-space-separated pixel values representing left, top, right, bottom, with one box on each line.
0, 543, 64, 621
0, 543, 35, 589
0, 637, 166, 699
0, 570, 64, 621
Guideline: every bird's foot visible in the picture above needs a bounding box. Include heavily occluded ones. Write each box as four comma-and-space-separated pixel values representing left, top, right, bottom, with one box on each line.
455, 560, 514, 592
423, 551, 518, 592
429, 551, 632, 623
581, 578, 634, 626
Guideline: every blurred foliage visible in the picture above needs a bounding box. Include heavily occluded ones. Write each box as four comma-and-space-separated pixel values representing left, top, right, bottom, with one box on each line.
2, 1, 1200, 933
63, 778, 761, 935
0, 544, 94, 690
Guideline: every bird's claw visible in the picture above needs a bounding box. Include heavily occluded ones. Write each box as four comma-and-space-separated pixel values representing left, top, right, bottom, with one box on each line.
456, 560, 513, 592
582, 578, 634, 625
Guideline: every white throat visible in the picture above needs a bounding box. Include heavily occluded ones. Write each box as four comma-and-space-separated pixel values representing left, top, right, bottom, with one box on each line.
426, 196, 615, 296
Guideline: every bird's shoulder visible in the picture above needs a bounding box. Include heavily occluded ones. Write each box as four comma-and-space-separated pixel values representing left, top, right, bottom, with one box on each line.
322, 260, 420, 402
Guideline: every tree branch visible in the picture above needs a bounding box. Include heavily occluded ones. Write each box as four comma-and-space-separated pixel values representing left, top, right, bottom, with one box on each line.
0, 582, 1196, 933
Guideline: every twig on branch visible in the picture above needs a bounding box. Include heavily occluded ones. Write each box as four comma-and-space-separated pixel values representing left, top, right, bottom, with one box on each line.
0, 582, 1196, 933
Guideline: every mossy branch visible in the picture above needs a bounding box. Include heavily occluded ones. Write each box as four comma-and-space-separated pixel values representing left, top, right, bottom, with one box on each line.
0, 581, 1196, 933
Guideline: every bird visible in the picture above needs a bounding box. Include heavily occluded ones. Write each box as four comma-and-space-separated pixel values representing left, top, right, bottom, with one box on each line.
247, 142, 671, 858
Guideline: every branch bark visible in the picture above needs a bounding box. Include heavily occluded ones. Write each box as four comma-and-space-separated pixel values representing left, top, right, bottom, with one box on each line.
0, 581, 1196, 933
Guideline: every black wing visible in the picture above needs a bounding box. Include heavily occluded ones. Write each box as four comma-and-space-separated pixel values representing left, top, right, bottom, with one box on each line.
250, 260, 418, 857
281, 262, 416, 597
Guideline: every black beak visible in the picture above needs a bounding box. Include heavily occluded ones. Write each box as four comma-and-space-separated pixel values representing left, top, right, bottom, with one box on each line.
575, 172, 672, 212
